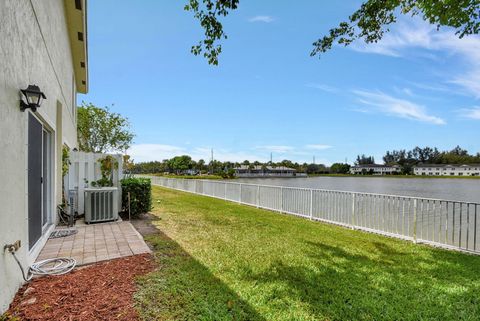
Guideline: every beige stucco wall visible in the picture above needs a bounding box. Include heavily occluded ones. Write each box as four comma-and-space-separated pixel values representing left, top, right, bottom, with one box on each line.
0, 0, 79, 312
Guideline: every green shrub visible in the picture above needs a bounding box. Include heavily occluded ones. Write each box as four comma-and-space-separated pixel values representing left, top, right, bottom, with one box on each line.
121, 177, 152, 217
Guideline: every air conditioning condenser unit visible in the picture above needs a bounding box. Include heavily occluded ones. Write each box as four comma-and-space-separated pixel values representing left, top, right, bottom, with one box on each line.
84, 187, 119, 223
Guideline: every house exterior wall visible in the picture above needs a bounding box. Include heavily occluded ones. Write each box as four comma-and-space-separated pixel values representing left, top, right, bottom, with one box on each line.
0, 0, 78, 312
413, 165, 480, 176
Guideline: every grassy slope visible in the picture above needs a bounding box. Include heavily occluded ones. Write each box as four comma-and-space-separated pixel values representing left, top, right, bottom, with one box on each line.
136, 186, 480, 321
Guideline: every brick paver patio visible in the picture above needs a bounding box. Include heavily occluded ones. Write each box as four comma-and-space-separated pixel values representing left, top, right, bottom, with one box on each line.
36, 221, 151, 266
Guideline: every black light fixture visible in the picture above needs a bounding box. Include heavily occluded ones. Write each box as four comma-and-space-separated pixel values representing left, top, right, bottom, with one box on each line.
20, 85, 46, 112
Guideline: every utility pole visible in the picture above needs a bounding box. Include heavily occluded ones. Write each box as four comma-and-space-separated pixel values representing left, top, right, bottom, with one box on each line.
313, 156, 315, 164
270, 152, 273, 164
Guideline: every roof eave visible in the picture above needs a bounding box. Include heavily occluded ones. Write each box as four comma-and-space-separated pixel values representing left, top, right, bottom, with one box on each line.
65, 0, 88, 94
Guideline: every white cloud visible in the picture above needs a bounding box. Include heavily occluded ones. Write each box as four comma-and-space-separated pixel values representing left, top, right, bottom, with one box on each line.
351, 19, 434, 57
129, 144, 336, 164
350, 19, 480, 98
305, 144, 332, 150
393, 87, 414, 97
450, 73, 480, 98
128, 144, 270, 163
353, 90, 446, 125
459, 106, 480, 120
409, 82, 456, 94
248, 15, 275, 23
128, 144, 186, 162
306, 83, 338, 93
191, 147, 269, 163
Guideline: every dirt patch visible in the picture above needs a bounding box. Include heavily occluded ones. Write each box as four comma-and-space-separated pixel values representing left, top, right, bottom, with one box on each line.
127, 213, 161, 237
6, 254, 154, 321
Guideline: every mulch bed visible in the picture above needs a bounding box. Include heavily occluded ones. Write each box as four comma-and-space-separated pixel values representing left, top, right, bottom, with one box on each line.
6, 254, 155, 321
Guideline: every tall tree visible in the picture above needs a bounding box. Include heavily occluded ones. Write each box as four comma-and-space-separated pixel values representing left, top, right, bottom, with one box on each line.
306, 163, 328, 174
185, 0, 480, 65
197, 159, 207, 172
168, 155, 194, 174
330, 163, 351, 174
278, 159, 295, 169
356, 154, 375, 165
382, 145, 480, 174
77, 103, 134, 153
450, 145, 469, 156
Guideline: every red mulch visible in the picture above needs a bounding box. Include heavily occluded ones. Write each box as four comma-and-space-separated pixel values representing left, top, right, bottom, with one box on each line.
6, 254, 155, 321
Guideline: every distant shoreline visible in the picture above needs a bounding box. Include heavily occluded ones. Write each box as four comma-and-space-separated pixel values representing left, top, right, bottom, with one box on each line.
148, 174, 227, 180
144, 173, 480, 180
306, 174, 480, 179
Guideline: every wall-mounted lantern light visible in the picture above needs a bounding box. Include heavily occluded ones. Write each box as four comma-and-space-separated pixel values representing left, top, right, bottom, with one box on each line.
20, 85, 46, 112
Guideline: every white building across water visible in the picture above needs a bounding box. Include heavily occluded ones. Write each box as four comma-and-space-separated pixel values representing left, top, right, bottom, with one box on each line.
413, 164, 480, 176
234, 165, 301, 177
350, 164, 401, 175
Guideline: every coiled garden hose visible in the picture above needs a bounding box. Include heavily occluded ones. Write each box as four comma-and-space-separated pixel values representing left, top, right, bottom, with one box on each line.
10, 250, 76, 282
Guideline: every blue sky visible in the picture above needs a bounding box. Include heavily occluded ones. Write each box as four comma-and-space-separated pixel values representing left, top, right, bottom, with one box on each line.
83, 1, 480, 165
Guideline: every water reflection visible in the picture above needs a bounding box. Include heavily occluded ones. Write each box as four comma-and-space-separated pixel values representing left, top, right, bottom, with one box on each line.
236, 177, 480, 203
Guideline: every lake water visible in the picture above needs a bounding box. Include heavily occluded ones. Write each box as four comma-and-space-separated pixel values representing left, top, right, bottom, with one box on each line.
236, 176, 480, 203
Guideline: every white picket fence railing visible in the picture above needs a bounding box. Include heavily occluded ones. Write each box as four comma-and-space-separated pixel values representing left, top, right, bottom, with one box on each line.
67, 152, 123, 214
143, 176, 480, 255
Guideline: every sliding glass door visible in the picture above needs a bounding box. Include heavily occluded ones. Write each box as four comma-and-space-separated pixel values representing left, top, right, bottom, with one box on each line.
28, 114, 53, 249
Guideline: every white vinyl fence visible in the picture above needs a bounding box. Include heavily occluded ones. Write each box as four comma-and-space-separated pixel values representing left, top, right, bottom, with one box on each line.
144, 176, 480, 254
67, 152, 123, 214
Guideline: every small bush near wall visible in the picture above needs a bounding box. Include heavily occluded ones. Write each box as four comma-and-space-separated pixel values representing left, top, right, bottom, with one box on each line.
120, 177, 152, 217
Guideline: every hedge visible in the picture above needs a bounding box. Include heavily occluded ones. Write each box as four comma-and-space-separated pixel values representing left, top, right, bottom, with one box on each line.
120, 177, 152, 217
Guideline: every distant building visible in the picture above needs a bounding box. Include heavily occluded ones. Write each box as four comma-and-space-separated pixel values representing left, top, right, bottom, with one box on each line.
234, 165, 300, 177
350, 164, 401, 175
413, 164, 480, 176
183, 169, 199, 176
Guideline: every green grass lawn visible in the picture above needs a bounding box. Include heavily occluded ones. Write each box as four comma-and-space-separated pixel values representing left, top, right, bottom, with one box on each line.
135, 186, 480, 321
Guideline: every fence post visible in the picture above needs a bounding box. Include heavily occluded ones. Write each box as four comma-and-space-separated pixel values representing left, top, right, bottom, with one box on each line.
413, 199, 418, 242
309, 189, 313, 220
257, 185, 260, 208
280, 187, 284, 213
351, 193, 356, 228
